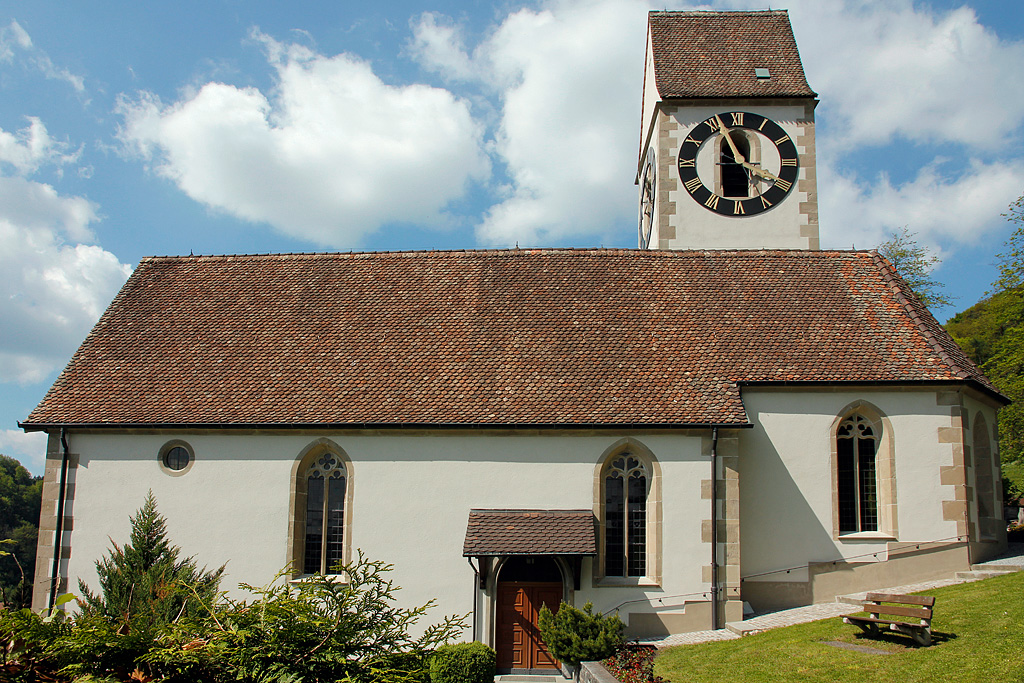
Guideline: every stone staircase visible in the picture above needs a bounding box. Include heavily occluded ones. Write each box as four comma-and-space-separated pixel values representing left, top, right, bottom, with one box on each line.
955, 562, 1024, 581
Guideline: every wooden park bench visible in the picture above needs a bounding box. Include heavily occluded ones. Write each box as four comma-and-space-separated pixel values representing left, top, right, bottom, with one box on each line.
842, 593, 936, 646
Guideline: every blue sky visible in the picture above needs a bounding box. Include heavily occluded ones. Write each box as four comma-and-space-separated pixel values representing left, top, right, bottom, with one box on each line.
2, 0, 1023, 474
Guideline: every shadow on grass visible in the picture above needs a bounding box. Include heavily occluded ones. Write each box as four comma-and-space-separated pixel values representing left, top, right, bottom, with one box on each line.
850, 629, 958, 649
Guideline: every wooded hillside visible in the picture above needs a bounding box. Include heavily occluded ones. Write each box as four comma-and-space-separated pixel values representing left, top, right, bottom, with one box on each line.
945, 194, 1024, 502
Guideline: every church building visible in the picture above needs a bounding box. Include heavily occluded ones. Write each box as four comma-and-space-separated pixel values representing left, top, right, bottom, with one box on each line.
22, 10, 1005, 675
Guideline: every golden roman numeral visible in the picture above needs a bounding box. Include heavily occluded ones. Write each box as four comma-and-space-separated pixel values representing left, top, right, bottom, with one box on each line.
730, 112, 744, 126
679, 158, 696, 168
775, 134, 791, 145
684, 177, 702, 193
760, 195, 773, 209
758, 119, 768, 131
685, 135, 700, 145
781, 158, 798, 166
774, 178, 792, 192
733, 200, 745, 215
704, 194, 720, 209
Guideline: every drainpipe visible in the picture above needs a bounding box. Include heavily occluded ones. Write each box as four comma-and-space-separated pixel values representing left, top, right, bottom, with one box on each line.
710, 426, 720, 630
49, 428, 71, 611
467, 557, 479, 641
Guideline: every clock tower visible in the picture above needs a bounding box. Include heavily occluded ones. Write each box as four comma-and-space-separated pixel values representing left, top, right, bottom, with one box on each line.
637, 11, 819, 250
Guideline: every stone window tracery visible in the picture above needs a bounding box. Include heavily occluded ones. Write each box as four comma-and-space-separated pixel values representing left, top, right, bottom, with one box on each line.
303, 452, 347, 575
837, 413, 879, 533
604, 454, 648, 577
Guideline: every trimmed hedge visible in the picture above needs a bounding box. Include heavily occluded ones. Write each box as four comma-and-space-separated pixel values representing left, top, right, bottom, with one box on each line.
429, 641, 496, 683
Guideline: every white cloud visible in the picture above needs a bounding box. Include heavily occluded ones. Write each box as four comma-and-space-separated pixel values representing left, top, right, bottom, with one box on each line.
0, 19, 32, 62
409, 12, 477, 82
0, 429, 47, 475
0, 176, 132, 384
819, 157, 1024, 250
784, 0, 1024, 149
413, 0, 651, 247
0, 19, 85, 92
0, 117, 80, 176
116, 30, 489, 248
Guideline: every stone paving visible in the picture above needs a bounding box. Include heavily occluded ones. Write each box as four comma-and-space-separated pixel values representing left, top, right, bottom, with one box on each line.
638, 543, 1024, 648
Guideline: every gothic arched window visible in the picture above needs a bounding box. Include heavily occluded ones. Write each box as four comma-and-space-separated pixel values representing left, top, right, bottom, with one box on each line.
604, 453, 648, 577
973, 413, 996, 524
837, 413, 879, 533
302, 452, 347, 574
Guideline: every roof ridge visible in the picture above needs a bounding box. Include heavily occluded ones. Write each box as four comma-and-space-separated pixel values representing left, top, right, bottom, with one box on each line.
870, 250, 968, 380
649, 10, 789, 16
140, 248, 876, 262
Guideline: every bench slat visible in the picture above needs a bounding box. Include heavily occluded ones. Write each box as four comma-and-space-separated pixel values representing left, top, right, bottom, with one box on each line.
862, 604, 932, 620
865, 593, 935, 607
845, 615, 929, 629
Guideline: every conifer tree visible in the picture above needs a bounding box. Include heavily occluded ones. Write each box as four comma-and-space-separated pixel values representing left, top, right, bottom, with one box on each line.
537, 601, 624, 667
78, 492, 224, 633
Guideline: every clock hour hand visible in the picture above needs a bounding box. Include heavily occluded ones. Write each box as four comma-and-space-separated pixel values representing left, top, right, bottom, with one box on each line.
743, 162, 782, 183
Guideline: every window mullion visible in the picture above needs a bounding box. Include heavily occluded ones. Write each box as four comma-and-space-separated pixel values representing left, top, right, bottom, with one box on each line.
853, 434, 862, 532
321, 488, 330, 573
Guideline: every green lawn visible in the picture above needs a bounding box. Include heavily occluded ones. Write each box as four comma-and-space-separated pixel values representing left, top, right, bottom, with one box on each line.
654, 571, 1024, 683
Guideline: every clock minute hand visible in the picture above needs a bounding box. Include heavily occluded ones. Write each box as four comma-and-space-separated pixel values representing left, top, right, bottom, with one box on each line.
715, 116, 747, 165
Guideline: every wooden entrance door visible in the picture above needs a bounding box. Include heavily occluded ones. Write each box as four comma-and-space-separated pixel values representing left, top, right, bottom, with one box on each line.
496, 582, 562, 672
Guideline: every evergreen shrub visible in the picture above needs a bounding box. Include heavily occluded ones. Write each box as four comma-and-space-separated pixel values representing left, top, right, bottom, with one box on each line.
429, 641, 496, 683
537, 601, 624, 667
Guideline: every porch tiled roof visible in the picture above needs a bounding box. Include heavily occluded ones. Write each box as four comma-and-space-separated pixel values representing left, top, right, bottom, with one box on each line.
649, 11, 816, 99
22, 249, 999, 429
463, 509, 597, 556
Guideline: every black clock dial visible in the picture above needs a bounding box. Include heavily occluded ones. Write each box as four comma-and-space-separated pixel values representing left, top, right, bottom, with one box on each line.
676, 111, 799, 217
638, 151, 655, 249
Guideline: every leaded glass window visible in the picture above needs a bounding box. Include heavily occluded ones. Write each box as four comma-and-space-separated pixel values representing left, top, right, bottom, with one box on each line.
837, 414, 879, 533
605, 454, 648, 577
303, 452, 347, 574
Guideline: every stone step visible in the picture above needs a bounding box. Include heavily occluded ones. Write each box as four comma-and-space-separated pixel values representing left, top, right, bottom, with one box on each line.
970, 563, 1022, 572
725, 620, 763, 637
956, 570, 1017, 580
494, 677, 562, 682
836, 594, 867, 606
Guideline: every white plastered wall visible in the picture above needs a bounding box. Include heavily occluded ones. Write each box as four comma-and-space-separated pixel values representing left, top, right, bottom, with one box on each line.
962, 391, 1006, 556
655, 101, 816, 251
61, 431, 711, 637
637, 30, 660, 249
739, 389, 962, 585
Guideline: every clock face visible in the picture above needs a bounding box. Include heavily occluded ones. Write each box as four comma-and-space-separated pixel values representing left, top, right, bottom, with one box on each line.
638, 151, 655, 249
676, 111, 799, 217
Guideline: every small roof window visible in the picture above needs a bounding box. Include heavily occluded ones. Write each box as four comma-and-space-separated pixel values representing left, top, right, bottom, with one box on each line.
755, 67, 771, 79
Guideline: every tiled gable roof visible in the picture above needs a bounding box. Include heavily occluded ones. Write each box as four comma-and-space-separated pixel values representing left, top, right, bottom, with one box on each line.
649, 11, 816, 99
23, 249, 998, 429
463, 509, 597, 556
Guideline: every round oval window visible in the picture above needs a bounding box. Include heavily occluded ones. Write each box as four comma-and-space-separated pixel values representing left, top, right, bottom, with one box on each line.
163, 446, 191, 471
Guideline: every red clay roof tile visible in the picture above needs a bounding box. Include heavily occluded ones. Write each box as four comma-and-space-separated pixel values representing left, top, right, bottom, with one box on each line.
463, 509, 596, 556
649, 11, 816, 99
22, 249, 998, 429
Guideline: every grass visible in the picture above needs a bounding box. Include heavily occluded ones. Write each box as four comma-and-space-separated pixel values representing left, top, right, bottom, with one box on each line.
654, 571, 1024, 683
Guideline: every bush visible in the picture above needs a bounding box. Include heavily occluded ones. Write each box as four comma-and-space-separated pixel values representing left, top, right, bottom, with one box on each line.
143, 551, 466, 683
537, 601, 624, 667
1, 494, 467, 683
429, 641, 496, 683
603, 643, 665, 683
